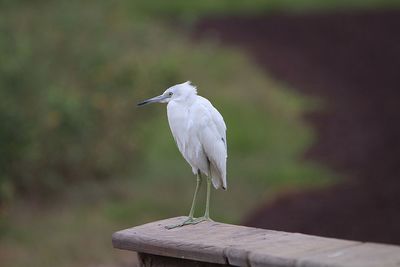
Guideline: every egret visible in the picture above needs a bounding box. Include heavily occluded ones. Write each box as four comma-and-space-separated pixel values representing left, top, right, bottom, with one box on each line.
138, 81, 227, 229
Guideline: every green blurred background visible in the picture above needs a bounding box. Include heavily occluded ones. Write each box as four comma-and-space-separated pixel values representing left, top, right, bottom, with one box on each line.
1, 1, 398, 266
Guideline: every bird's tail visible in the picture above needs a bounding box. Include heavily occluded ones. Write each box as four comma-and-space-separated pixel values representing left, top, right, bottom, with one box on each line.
210, 162, 227, 190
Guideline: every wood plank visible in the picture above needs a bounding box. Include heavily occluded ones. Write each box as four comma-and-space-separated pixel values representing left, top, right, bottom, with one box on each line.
246, 233, 359, 267
298, 242, 400, 267
112, 217, 231, 264
112, 217, 400, 267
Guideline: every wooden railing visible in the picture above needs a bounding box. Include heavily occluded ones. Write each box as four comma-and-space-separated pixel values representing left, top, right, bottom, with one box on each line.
112, 216, 400, 267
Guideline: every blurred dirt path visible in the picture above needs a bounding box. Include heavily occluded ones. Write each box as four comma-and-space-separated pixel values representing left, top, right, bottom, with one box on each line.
195, 10, 400, 245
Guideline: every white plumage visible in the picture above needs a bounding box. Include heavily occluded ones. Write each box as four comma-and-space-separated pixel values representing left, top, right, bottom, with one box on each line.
166, 82, 227, 190
138, 81, 227, 227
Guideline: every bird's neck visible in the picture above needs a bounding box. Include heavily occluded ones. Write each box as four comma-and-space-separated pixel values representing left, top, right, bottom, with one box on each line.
174, 94, 197, 106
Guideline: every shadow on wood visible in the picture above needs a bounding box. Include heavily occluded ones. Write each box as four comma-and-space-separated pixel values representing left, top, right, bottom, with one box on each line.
139, 252, 230, 267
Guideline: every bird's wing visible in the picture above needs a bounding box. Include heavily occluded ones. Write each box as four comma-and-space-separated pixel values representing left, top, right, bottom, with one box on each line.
195, 97, 227, 189
198, 96, 227, 148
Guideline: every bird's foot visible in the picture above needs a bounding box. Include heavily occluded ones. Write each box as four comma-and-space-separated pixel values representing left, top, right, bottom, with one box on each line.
165, 217, 201, 229
192, 215, 214, 224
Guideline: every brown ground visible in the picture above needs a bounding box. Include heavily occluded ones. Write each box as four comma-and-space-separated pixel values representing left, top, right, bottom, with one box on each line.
195, 10, 400, 245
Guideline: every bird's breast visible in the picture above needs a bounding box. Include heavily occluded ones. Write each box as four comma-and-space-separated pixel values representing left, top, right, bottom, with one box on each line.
167, 103, 190, 151
167, 102, 208, 173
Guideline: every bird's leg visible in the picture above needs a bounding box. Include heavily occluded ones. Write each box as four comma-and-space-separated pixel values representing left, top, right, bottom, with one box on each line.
204, 176, 212, 220
165, 171, 203, 229
188, 171, 202, 218
193, 176, 214, 224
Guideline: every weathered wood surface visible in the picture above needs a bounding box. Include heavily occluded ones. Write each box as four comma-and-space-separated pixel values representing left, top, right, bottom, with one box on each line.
112, 216, 400, 267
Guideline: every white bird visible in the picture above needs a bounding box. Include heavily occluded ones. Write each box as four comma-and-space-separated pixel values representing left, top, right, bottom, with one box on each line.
138, 81, 227, 229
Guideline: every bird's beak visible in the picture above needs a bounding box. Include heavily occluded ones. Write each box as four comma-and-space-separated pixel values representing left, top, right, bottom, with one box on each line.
137, 94, 167, 106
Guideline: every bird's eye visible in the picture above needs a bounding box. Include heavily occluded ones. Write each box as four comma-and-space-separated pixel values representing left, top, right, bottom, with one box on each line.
168, 92, 173, 96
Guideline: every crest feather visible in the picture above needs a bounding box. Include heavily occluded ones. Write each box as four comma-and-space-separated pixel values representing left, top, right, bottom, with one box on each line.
183, 81, 197, 95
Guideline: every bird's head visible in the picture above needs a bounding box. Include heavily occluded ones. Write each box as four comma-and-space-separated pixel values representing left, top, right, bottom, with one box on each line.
137, 81, 197, 106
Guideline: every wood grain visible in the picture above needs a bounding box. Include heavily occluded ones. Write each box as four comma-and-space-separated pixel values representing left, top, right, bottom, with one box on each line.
112, 217, 400, 267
